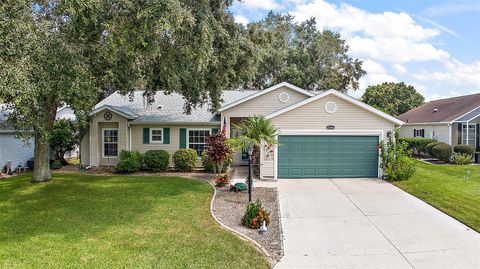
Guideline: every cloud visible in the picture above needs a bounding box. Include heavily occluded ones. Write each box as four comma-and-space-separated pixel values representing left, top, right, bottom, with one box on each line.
349, 59, 398, 98
425, 1, 480, 16
393, 64, 407, 75
234, 15, 249, 25
413, 60, 480, 90
240, 0, 280, 10
290, 0, 450, 66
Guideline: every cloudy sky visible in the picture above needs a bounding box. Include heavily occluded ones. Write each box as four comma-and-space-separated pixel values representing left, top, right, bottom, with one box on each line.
230, 0, 480, 100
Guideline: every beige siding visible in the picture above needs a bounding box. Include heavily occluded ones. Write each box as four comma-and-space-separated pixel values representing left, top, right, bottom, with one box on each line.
89, 110, 128, 167
131, 125, 219, 167
80, 133, 90, 166
270, 95, 393, 131
221, 86, 309, 118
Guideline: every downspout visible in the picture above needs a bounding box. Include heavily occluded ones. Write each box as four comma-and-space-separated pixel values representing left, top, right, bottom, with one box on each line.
127, 122, 132, 150
448, 123, 452, 145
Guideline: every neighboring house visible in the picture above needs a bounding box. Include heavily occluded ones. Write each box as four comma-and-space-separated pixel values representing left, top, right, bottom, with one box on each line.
80, 82, 403, 179
0, 105, 78, 170
398, 93, 480, 150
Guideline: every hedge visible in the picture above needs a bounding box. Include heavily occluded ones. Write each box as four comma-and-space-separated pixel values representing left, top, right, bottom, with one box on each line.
432, 143, 452, 161
173, 149, 198, 172
426, 142, 442, 157
399, 138, 436, 155
453, 145, 475, 156
144, 150, 170, 172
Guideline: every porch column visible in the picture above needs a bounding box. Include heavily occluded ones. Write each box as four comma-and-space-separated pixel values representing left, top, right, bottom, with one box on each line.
466, 121, 470, 147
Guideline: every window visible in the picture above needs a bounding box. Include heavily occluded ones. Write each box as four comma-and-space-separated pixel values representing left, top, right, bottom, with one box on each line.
103, 129, 118, 157
188, 129, 210, 156
413, 129, 424, 137
462, 124, 476, 146
150, 128, 163, 143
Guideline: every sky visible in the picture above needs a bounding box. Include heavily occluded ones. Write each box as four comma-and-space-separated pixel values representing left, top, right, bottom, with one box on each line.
230, 0, 480, 101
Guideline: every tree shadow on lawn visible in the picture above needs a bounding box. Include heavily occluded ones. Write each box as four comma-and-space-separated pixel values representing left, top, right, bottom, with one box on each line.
0, 173, 210, 245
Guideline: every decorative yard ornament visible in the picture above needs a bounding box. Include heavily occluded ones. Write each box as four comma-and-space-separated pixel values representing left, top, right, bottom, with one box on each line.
259, 220, 268, 234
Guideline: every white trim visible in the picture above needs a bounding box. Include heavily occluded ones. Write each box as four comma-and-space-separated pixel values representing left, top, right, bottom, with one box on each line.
92, 105, 137, 120
278, 92, 290, 103
448, 123, 452, 145
218, 82, 314, 112
128, 121, 220, 126
186, 128, 212, 156
150, 128, 164, 144
451, 105, 480, 123
324, 101, 337, 113
273, 130, 384, 180
461, 123, 476, 148
403, 122, 450, 126
455, 112, 480, 123
101, 128, 119, 158
265, 89, 404, 125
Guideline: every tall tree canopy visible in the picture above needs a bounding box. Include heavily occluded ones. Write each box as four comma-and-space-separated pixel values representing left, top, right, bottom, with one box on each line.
0, 0, 256, 182
246, 12, 366, 92
362, 82, 425, 116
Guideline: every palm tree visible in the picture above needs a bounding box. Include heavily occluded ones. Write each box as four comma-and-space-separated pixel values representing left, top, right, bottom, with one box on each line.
229, 116, 278, 166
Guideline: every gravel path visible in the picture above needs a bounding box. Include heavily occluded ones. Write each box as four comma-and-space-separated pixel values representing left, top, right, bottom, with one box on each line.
212, 186, 283, 262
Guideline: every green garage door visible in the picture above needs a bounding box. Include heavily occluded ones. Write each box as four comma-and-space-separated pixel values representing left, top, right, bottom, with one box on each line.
278, 135, 379, 178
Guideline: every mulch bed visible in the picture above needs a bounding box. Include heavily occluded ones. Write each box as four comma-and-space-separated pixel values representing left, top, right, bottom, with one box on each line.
212, 186, 283, 263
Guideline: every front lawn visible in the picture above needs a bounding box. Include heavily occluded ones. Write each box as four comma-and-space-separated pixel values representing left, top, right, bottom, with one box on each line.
393, 160, 480, 232
0, 174, 269, 268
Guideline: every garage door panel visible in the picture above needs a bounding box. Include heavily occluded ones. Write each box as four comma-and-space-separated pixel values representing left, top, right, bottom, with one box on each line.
278, 135, 379, 178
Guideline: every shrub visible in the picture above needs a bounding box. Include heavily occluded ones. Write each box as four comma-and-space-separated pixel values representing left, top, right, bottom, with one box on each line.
215, 174, 230, 187
432, 143, 452, 161
173, 149, 197, 172
205, 133, 233, 176
202, 150, 232, 173
51, 160, 63, 170
144, 150, 170, 172
398, 138, 436, 155
242, 200, 270, 229
115, 150, 142, 173
380, 130, 415, 181
426, 142, 441, 157
453, 145, 475, 156
451, 153, 473, 165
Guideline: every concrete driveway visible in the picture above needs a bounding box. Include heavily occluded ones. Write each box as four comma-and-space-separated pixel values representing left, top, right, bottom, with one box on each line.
275, 179, 480, 269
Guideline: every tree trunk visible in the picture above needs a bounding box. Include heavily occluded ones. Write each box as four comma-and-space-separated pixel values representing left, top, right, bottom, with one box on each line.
31, 104, 57, 183
32, 135, 52, 183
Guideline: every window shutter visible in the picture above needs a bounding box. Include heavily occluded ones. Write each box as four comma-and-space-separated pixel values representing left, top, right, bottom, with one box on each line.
163, 128, 170, 144
179, 128, 187, 148
421, 129, 425, 138
143, 128, 150, 144
211, 128, 219, 134
413, 129, 417, 137
458, 124, 462, 144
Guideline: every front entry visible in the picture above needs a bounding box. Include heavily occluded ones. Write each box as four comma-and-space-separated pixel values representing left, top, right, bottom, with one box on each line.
278, 135, 379, 178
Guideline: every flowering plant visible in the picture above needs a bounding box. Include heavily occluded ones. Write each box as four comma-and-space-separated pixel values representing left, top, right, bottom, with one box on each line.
215, 173, 230, 187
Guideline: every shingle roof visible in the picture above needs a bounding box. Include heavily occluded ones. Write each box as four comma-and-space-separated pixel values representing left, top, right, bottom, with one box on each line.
398, 93, 480, 124
94, 90, 259, 123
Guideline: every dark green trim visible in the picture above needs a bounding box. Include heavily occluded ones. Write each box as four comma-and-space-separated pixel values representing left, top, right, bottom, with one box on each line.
179, 128, 187, 148
143, 128, 150, 144
163, 128, 170, 144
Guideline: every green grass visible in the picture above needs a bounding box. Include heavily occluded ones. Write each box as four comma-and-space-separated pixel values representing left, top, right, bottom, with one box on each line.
393, 160, 480, 232
0, 174, 269, 269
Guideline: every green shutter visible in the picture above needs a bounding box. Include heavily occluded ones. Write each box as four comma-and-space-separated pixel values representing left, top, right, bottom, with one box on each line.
212, 128, 219, 134
163, 128, 170, 144
143, 128, 150, 144
179, 128, 187, 148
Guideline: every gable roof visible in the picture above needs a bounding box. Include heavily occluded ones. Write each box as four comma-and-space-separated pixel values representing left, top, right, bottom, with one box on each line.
398, 93, 480, 124
94, 90, 258, 124
218, 82, 315, 112
265, 89, 404, 125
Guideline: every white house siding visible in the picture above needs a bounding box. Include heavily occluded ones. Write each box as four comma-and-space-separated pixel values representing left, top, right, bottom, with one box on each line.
267, 94, 396, 179
222, 86, 310, 165
80, 133, 90, 166
399, 124, 451, 144
0, 133, 34, 169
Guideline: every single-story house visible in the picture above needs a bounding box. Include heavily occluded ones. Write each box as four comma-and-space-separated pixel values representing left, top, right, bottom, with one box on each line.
398, 93, 480, 150
80, 82, 403, 179
0, 106, 77, 170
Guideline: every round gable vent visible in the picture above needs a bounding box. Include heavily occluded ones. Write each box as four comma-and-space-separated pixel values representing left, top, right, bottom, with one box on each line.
278, 92, 290, 103
325, 101, 337, 113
